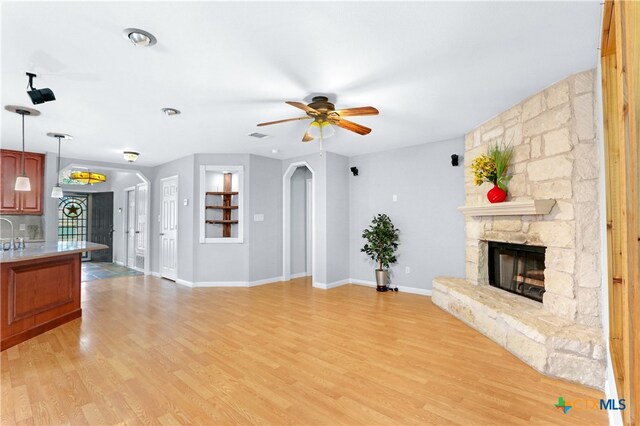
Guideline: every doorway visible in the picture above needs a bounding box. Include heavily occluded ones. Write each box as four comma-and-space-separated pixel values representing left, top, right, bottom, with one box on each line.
282, 161, 315, 282
123, 183, 148, 271
160, 175, 178, 281
90, 192, 114, 262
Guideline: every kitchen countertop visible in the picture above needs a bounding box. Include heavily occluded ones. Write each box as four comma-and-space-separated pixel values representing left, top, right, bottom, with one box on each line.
0, 241, 108, 263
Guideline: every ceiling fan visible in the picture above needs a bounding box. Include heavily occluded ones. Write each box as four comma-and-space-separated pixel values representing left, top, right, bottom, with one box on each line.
257, 96, 379, 142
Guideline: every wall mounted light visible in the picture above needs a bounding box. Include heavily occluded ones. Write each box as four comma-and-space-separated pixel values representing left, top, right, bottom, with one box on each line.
123, 151, 139, 162
47, 132, 73, 198
5, 105, 41, 191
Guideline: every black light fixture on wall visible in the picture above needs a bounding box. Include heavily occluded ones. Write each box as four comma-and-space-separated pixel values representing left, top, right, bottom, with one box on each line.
26, 73, 56, 105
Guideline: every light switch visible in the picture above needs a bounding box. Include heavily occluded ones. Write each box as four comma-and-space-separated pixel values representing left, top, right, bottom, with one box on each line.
392, 194, 398, 202
183, 198, 189, 206
254, 214, 264, 222
19, 224, 26, 231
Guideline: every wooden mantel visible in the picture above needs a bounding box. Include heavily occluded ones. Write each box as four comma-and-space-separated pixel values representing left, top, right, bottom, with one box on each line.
458, 199, 556, 217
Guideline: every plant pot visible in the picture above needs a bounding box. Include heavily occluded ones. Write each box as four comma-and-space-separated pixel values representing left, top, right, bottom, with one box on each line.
487, 184, 507, 203
375, 269, 389, 292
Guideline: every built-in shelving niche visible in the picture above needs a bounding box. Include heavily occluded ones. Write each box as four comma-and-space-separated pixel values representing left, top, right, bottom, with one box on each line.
199, 165, 244, 243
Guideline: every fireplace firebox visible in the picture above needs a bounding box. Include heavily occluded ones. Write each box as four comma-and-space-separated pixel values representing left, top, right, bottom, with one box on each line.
487, 241, 546, 302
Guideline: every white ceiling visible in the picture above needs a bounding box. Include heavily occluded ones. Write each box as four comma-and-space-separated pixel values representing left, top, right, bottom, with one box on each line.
1, 1, 602, 167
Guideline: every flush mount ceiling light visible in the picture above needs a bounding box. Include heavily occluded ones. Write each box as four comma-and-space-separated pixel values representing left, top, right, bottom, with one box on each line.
70, 171, 107, 185
123, 151, 139, 162
47, 132, 73, 198
5, 105, 41, 191
161, 107, 180, 116
122, 28, 157, 47
25, 72, 56, 105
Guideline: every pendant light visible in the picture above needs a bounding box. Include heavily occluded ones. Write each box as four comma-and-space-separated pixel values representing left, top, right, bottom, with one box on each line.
4, 105, 40, 191
47, 133, 73, 198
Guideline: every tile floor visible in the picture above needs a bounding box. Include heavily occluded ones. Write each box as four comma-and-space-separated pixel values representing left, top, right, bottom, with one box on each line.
81, 262, 142, 282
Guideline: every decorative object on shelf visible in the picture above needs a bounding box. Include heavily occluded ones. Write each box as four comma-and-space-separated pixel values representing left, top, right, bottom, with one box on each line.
470, 140, 513, 203
70, 171, 107, 185
123, 151, 139, 162
47, 133, 73, 198
361, 214, 400, 292
487, 184, 507, 203
5, 105, 41, 191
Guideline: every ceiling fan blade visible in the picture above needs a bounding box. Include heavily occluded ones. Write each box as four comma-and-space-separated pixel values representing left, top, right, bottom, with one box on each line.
257, 116, 310, 126
330, 118, 372, 135
302, 132, 314, 142
333, 106, 379, 117
286, 101, 320, 115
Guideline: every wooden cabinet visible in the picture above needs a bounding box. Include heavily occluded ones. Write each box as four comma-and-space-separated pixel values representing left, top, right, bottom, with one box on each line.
0, 149, 45, 215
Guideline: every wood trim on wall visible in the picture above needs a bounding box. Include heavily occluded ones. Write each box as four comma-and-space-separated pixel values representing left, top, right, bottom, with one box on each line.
600, 1, 639, 424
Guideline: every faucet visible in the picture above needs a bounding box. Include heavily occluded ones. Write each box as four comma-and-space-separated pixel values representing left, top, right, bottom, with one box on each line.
0, 218, 14, 250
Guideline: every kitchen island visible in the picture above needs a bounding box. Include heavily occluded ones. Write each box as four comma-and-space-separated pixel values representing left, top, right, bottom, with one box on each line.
1, 241, 108, 350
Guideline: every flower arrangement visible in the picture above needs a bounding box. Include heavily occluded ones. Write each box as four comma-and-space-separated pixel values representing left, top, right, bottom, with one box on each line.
470, 141, 514, 192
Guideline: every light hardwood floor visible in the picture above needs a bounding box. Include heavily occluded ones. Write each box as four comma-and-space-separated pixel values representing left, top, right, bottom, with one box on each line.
1, 276, 606, 425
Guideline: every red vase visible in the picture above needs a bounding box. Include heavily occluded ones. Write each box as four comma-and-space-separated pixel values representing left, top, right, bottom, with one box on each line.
487, 184, 507, 203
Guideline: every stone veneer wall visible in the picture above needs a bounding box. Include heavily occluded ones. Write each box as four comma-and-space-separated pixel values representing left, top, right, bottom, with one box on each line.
463, 69, 601, 327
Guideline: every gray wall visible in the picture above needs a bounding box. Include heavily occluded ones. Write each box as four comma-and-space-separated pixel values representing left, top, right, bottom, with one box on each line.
349, 138, 466, 290
326, 152, 350, 283
290, 166, 311, 276
247, 155, 282, 282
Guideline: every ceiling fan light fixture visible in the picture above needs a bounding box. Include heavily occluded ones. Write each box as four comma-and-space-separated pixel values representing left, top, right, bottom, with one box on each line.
123, 151, 139, 162
308, 121, 334, 140
123, 28, 157, 47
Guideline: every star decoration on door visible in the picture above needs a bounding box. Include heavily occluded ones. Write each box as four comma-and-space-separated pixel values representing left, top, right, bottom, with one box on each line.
63, 202, 82, 218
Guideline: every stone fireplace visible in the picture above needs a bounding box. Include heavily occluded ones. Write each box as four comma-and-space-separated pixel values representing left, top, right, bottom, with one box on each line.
433, 69, 606, 389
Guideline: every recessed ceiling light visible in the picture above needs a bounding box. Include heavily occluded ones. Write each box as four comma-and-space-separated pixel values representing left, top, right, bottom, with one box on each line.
123, 28, 157, 47
161, 107, 180, 116
248, 132, 270, 139
271, 149, 279, 154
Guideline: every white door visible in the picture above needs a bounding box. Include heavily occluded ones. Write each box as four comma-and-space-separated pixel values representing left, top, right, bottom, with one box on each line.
135, 183, 148, 269
160, 176, 178, 281
126, 189, 136, 268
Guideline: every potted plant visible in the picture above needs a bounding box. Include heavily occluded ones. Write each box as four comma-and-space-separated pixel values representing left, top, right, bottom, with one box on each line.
470, 140, 514, 203
361, 214, 400, 292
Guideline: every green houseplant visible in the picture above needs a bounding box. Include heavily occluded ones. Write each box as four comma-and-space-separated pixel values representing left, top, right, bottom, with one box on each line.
361, 214, 400, 292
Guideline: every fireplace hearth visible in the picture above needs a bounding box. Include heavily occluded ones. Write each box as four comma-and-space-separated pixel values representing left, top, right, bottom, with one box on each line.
488, 241, 546, 303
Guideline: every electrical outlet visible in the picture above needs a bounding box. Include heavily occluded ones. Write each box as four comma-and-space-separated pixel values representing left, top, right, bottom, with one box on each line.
254, 214, 264, 222
405, 266, 410, 274
19, 224, 26, 231
392, 194, 398, 202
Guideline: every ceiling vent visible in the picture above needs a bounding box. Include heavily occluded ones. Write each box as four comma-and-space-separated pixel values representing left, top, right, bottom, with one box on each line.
248, 132, 270, 139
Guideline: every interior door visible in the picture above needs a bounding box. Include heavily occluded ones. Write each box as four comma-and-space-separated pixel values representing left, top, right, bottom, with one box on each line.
90, 192, 114, 262
126, 189, 136, 268
160, 177, 178, 281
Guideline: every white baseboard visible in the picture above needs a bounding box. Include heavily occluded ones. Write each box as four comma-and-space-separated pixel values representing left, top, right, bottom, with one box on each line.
313, 279, 350, 289
150, 271, 161, 278
114, 260, 125, 266
348, 279, 432, 296
248, 276, 283, 287
290, 272, 309, 279
195, 281, 247, 288
176, 278, 194, 287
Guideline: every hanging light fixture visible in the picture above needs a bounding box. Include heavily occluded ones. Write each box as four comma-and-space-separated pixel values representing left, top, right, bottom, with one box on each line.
70, 171, 107, 185
47, 133, 73, 198
4, 105, 40, 191
123, 151, 139, 162
307, 120, 335, 140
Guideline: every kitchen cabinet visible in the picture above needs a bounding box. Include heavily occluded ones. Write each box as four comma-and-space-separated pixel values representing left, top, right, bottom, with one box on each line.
0, 149, 45, 215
